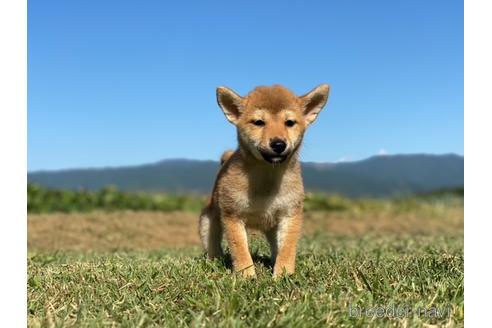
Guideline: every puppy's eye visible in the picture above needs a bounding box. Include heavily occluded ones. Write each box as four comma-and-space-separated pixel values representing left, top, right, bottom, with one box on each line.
285, 120, 296, 127
252, 120, 265, 126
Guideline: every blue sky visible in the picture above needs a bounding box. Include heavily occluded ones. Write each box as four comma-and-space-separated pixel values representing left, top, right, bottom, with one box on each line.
28, 0, 463, 171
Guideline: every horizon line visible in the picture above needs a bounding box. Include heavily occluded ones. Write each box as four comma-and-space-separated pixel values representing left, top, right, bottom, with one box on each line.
27, 152, 464, 174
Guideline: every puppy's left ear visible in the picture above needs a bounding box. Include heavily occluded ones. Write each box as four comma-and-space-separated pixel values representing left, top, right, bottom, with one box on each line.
300, 84, 330, 125
216, 86, 243, 125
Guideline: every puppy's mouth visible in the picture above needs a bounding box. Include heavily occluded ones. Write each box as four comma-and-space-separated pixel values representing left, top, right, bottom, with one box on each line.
259, 151, 289, 164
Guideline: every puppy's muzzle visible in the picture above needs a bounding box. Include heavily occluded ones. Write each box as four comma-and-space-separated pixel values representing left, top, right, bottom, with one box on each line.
260, 138, 289, 164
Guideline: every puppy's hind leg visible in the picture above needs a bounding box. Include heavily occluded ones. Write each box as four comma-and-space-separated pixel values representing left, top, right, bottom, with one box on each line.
199, 205, 223, 259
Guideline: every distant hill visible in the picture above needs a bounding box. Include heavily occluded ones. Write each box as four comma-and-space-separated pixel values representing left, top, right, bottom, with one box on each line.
27, 154, 464, 198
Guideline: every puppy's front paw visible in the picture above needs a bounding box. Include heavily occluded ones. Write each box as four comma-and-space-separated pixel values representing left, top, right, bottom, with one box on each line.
236, 264, 256, 278
273, 264, 295, 279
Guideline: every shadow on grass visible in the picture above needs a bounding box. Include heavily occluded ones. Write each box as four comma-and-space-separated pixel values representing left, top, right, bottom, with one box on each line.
223, 252, 274, 270
196, 250, 274, 271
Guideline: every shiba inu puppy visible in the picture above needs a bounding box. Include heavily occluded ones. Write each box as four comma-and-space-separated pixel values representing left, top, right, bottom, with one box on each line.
199, 84, 330, 278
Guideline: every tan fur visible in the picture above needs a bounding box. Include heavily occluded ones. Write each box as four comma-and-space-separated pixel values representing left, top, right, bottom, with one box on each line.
199, 84, 330, 278
220, 150, 234, 165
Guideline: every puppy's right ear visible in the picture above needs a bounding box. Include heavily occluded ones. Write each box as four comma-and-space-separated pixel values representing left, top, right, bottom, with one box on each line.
217, 86, 243, 124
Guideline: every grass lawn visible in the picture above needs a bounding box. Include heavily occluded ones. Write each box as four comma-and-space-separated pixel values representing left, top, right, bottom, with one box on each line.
28, 234, 463, 327
28, 196, 463, 327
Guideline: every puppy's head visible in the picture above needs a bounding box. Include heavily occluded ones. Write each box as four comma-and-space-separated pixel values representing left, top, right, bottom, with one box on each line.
216, 84, 330, 164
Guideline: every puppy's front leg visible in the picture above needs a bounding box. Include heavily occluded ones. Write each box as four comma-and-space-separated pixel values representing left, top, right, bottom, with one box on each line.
272, 211, 303, 278
223, 216, 256, 278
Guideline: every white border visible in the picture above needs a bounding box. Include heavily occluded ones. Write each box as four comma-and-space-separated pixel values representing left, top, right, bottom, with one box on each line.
0, 0, 27, 324
465, 0, 492, 326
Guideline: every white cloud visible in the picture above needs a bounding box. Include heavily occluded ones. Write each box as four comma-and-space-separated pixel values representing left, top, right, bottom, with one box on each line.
378, 148, 388, 156
336, 156, 352, 163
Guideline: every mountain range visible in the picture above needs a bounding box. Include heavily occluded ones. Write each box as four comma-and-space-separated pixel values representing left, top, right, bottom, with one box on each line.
27, 154, 464, 198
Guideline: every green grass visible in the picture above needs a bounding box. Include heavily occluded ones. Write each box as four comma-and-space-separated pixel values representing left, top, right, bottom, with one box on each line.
28, 183, 463, 214
28, 234, 463, 327
27, 184, 207, 213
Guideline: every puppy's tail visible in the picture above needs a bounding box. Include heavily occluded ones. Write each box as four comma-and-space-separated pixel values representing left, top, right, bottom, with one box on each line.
220, 150, 234, 165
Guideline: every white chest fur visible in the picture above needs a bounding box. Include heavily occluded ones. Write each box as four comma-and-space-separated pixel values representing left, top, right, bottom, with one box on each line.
230, 177, 302, 230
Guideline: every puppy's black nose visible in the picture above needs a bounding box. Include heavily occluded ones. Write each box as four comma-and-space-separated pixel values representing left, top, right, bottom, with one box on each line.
270, 139, 287, 154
